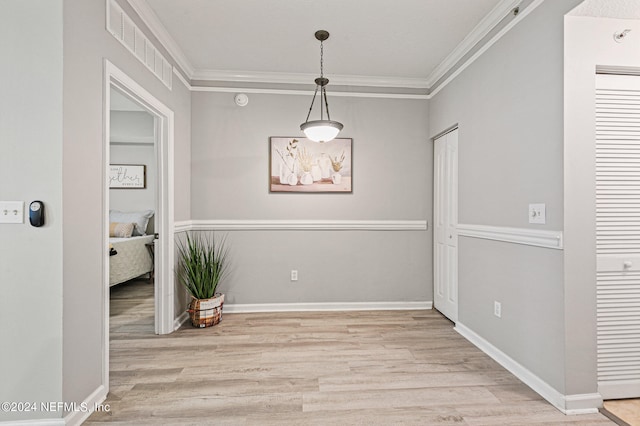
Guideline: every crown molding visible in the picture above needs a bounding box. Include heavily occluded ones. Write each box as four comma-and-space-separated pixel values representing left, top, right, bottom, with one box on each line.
126, 0, 532, 93
173, 67, 191, 90
191, 69, 429, 89
126, 0, 195, 78
425, 0, 522, 88
429, 0, 543, 98
190, 86, 430, 100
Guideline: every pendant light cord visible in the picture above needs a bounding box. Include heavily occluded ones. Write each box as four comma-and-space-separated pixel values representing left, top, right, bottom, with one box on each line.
303, 33, 334, 124
319, 39, 324, 120
320, 39, 324, 79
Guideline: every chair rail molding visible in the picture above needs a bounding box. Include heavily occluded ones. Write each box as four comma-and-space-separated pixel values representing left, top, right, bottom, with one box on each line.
457, 223, 563, 250
174, 219, 428, 232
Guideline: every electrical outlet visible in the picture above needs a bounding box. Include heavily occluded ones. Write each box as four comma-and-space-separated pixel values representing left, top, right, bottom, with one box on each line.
494, 301, 502, 318
290, 270, 298, 281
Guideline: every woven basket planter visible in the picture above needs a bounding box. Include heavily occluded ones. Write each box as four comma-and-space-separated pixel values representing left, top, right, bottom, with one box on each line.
188, 293, 224, 328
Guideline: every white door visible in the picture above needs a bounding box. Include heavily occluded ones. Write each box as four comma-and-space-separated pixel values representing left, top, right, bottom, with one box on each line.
433, 128, 458, 322
596, 73, 640, 399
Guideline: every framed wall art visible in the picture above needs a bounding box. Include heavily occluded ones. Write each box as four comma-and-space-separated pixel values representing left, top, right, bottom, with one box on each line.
269, 137, 352, 193
109, 164, 146, 189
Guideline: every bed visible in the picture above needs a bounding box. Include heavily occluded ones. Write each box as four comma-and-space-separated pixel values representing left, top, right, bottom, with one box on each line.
108, 209, 155, 287
109, 235, 154, 286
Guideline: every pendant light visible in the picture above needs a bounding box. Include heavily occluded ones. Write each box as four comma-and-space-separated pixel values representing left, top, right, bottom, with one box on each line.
300, 30, 343, 143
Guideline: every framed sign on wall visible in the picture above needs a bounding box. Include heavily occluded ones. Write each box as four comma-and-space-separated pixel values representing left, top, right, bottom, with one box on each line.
109, 164, 146, 189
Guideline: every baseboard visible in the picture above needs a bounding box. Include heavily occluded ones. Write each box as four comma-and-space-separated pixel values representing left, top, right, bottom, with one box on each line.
564, 393, 602, 415
0, 384, 108, 426
455, 322, 601, 415
62, 384, 108, 426
174, 311, 189, 331
224, 301, 432, 313
0, 419, 64, 426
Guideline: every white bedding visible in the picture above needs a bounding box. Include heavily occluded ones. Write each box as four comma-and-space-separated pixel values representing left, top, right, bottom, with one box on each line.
109, 235, 155, 286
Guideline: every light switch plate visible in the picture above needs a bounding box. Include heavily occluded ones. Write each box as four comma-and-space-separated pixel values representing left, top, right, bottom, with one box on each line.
529, 203, 546, 224
0, 201, 24, 224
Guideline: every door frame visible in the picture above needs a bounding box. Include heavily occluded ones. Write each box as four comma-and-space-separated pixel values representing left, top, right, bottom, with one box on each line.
103, 60, 175, 391
433, 126, 459, 322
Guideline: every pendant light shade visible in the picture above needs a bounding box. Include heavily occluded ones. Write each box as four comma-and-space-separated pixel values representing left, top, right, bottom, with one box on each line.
300, 30, 343, 143
301, 120, 343, 142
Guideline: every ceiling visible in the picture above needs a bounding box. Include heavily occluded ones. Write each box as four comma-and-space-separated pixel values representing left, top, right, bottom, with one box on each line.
128, 0, 526, 89
569, 0, 640, 19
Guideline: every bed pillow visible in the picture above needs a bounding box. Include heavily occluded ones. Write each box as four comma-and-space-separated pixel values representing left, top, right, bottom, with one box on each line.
109, 222, 134, 238
109, 210, 154, 236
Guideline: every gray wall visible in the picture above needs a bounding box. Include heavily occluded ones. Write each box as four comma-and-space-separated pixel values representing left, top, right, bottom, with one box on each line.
564, 14, 640, 397
110, 110, 157, 213
62, 0, 191, 412
429, 0, 582, 394
110, 110, 154, 142
0, 1, 64, 421
191, 92, 432, 304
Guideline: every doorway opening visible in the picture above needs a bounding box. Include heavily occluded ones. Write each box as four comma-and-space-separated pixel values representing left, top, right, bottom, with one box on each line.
108, 87, 157, 335
103, 61, 175, 394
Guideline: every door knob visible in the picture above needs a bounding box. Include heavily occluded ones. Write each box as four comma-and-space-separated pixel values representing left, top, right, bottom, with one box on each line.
623, 261, 633, 269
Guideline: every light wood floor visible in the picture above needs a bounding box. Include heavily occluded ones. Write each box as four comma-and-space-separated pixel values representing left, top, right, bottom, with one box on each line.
87, 280, 615, 425
602, 399, 640, 426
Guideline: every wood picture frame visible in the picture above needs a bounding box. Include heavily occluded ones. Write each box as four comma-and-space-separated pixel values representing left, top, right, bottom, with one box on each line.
269, 137, 352, 193
109, 164, 146, 189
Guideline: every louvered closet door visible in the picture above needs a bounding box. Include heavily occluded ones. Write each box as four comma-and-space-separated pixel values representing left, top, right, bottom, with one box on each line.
596, 73, 640, 400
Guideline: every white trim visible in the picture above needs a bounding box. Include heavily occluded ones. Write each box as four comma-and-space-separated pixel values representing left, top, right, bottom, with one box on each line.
154, 102, 176, 336
0, 420, 64, 426
224, 301, 432, 314
105, 61, 175, 336
62, 385, 108, 426
191, 69, 429, 89
109, 135, 154, 144
102, 61, 112, 410
425, 0, 521, 88
174, 219, 428, 232
106, 0, 172, 89
124, 0, 529, 96
104, 61, 176, 411
457, 223, 563, 250
174, 310, 189, 331
190, 85, 429, 100
429, 0, 545, 97
126, 0, 195, 78
455, 322, 601, 415
564, 394, 603, 415
174, 220, 190, 233
173, 67, 191, 90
